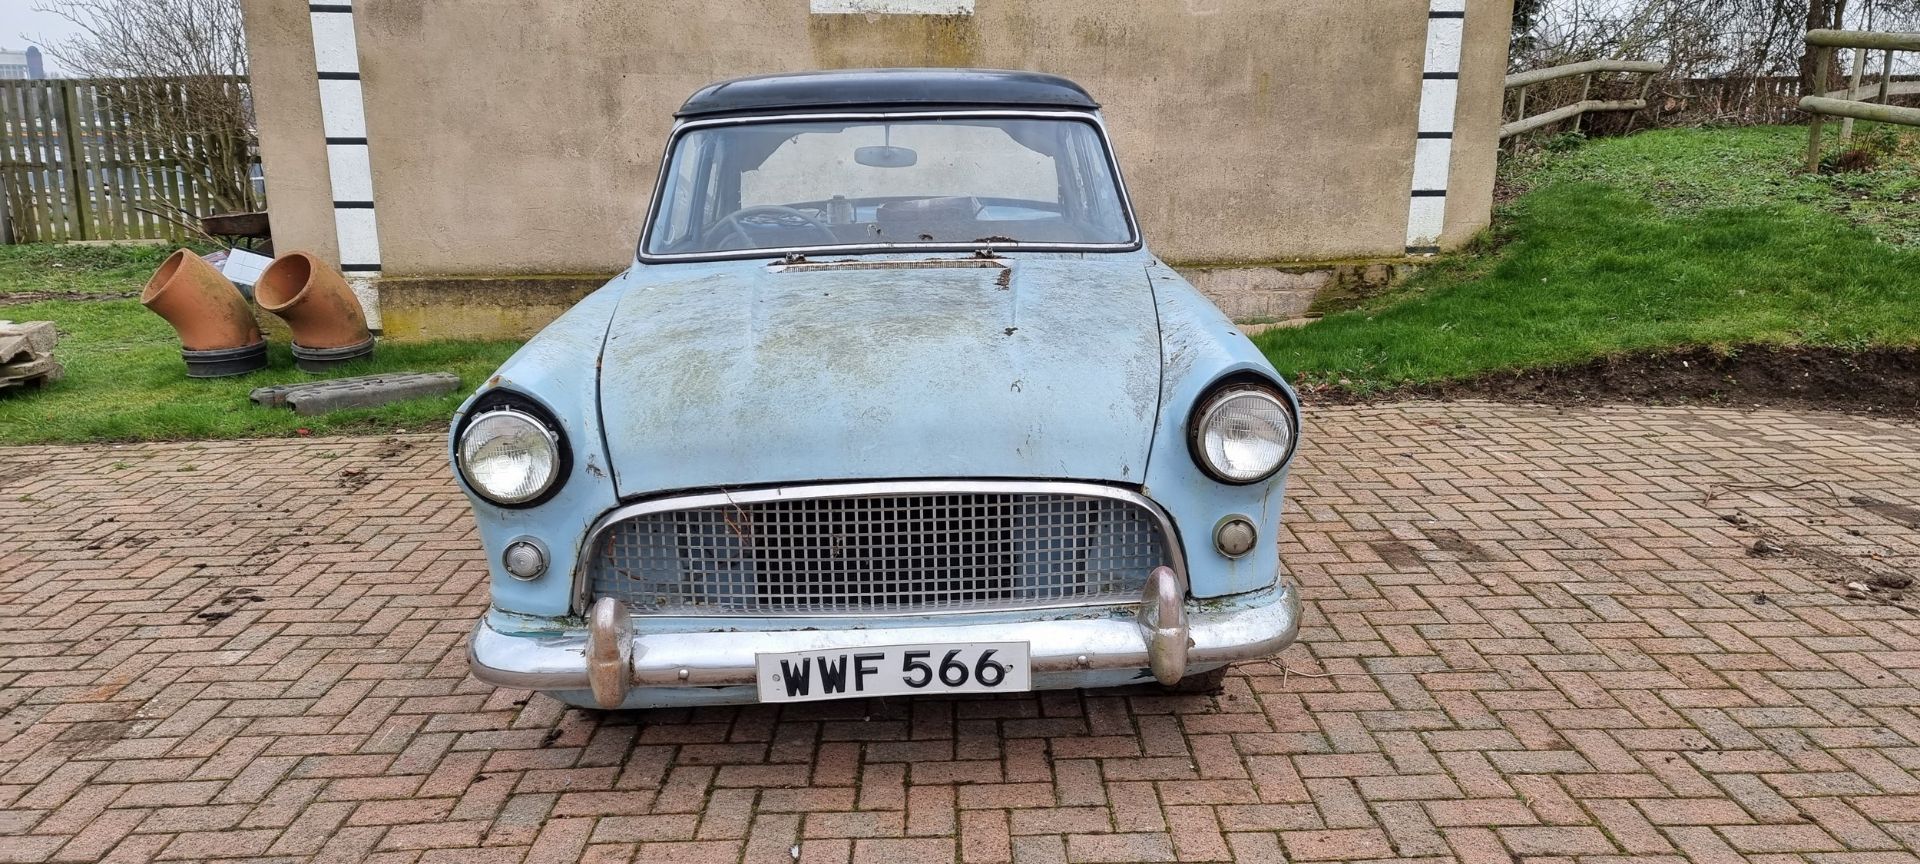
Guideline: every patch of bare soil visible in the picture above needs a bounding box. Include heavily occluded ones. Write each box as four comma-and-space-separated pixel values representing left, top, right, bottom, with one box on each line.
1722, 510, 1917, 613
1311, 346, 1920, 418
373, 436, 414, 459
1, 290, 138, 304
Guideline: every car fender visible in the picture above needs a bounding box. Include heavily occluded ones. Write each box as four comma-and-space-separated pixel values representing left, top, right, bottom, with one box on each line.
450, 271, 631, 617
1141, 259, 1301, 598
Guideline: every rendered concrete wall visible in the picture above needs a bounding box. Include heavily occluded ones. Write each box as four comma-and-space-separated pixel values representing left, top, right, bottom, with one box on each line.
244, 0, 1511, 280
241, 0, 337, 265
1445, 0, 1515, 245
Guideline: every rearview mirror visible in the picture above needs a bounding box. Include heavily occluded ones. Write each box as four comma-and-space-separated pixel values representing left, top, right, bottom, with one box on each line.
855, 146, 918, 168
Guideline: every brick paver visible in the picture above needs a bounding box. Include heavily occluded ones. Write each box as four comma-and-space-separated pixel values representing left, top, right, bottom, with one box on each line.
2, 402, 1917, 863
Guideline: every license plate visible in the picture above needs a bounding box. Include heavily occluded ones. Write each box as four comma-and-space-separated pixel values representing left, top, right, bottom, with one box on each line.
756, 642, 1031, 703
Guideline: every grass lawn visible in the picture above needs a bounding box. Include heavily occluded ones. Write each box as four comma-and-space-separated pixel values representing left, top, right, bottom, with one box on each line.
1259, 124, 1920, 392
0, 242, 178, 297
0, 244, 520, 445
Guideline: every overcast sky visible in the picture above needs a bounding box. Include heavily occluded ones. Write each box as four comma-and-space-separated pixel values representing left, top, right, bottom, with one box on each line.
0, 0, 86, 75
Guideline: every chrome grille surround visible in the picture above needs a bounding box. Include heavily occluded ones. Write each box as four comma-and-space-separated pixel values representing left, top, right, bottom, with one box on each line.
577, 481, 1184, 617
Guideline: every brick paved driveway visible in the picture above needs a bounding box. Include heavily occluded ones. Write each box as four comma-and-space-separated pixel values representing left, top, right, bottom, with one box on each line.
2, 402, 1917, 864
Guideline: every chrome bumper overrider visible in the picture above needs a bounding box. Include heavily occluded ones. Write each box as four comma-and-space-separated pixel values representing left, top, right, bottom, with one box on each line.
469, 566, 1301, 709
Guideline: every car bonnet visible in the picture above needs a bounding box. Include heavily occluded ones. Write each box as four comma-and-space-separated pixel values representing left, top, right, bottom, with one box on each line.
596, 254, 1163, 496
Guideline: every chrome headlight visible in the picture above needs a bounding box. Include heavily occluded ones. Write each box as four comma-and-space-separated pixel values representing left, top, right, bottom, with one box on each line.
1190, 383, 1296, 484
457, 405, 563, 506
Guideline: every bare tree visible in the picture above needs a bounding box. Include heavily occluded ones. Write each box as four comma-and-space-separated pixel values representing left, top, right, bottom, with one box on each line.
1802, 0, 1851, 91
37, 0, 257, 216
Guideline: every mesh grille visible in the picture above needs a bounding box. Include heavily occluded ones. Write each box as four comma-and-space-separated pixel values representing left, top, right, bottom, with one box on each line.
588, 490, 1170, 615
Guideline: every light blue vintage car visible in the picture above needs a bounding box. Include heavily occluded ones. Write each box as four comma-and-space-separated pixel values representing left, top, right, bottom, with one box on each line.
456, 69, 1303, 709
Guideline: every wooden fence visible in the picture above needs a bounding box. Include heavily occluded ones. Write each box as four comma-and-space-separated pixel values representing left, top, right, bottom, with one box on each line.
1665, 76, 1806, 125
1502, 59, 1667, 139
1802, 29, 1920, 170
0, 76, 256, 244
1507, 67, 1918, 133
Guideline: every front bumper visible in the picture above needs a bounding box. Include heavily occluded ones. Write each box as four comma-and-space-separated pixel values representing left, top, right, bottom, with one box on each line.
468, 571, 1300, 708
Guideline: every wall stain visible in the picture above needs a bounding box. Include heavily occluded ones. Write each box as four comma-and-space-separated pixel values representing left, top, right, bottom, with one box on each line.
806, 13, 980, 68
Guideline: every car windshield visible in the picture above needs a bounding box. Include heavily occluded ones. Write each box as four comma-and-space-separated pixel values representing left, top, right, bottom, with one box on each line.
642, 115, 1135, 258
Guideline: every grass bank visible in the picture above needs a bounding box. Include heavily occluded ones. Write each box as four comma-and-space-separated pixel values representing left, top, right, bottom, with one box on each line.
0, 244, 519, 445
1258, 125, 1920, 393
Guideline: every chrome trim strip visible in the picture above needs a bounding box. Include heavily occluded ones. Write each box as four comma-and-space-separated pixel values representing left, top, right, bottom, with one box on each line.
633, 109, 1145, 263
571, 480, 1188, 617
471, 582, 1298, 694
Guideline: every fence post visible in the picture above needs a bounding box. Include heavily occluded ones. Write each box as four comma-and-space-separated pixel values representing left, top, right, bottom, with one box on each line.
0, 87, 10, 245
0, 170, 12, 246
1571, 73, 1592, 134
1624, 70, 1656, 133
1805, 45, 1832, 172
56, 80, 90, 241
1840, 48, 1866, 143
1879, 49, 1895, 104
1508, 85, 1528, 152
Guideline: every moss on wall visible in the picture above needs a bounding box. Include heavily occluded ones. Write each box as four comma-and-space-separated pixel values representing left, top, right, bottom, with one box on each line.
806, 13, 980, 68
376, 276, 609, 342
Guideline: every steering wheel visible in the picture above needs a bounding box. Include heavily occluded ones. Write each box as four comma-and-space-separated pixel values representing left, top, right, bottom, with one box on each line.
710, 205, 839, 248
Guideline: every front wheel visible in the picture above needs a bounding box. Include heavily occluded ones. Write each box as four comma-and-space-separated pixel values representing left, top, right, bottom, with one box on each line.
1161, 666, 1229, 694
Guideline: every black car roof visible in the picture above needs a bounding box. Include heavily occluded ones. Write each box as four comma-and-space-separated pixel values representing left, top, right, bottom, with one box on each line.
676, 68, 1099, 118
